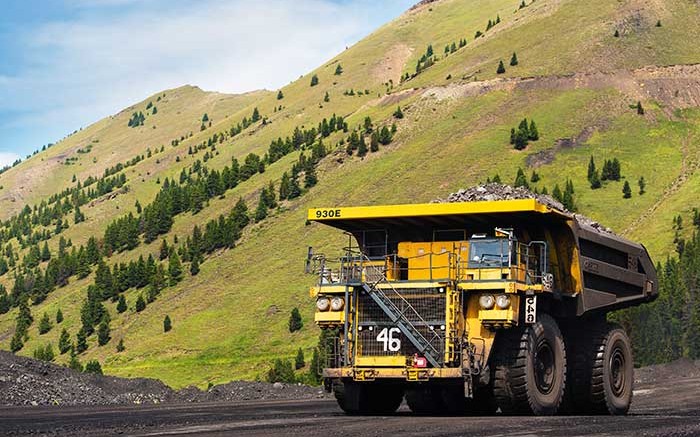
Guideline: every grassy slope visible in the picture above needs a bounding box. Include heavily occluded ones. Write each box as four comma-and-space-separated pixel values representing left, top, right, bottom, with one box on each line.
1, 0, 700, 387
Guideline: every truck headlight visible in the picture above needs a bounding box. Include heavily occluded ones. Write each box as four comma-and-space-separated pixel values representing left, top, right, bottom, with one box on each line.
330, 297, 345, 311
316, 297, 330, 311
479, 294, 495, 310
496, 294, 511, 309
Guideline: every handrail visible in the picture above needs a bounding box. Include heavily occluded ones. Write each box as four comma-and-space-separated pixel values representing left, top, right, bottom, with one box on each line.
357, 253, 443, 365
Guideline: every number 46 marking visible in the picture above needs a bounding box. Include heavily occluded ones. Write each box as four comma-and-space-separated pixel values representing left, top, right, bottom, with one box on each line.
376, 327, 401, 352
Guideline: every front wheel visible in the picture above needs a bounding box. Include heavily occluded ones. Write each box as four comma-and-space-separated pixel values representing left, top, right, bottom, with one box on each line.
492, 313, 567, 415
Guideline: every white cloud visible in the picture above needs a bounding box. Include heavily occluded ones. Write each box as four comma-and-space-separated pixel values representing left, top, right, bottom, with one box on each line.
0, 0, 413, 154
0, 152, 21, 167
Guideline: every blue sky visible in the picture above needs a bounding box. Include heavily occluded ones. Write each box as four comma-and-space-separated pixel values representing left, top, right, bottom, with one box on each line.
0, 0, 414, 166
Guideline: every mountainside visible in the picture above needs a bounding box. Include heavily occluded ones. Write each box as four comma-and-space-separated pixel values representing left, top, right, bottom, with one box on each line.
1, 0, 700, 388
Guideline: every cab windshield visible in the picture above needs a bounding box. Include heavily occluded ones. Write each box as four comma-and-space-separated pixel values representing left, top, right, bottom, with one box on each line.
468, 239, 510, 268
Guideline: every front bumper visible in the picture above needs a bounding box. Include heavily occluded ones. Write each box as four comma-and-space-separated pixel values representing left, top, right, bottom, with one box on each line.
323, 367, 464, 381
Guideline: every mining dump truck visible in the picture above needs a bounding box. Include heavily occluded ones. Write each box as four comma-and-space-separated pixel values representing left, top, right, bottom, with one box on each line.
306, 198, 657, 416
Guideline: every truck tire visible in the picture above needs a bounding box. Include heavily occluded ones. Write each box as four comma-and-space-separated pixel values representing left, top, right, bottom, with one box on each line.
566, 323, 633, 415
334, 380, 403, 415
493, 313, 567, 415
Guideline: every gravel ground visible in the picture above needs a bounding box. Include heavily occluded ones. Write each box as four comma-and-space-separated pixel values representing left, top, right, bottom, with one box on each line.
0, 351, 327, 407
437, 183, 615, 234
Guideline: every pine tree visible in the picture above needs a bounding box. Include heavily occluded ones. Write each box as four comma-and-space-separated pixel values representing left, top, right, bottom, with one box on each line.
116, 294, 127, 313
304, 166, 318, 188
514, 129, 528, 150
135, 294, 146, 312
279, 172, 291, 200
364, 116, 373, 133
0, 290, 9, 315
324, 91, 330, 103
168, 251, 183, 285
59, 328, 71, 354
277, 90, 284, 100
38, 312, 52, 334
614, 29, 620, 37
266, 358, 295, 383
378, 126, 393, 145
97, 317, 110, 346
310, 74, 319, 87
76, 328, 88, 353
41, 242, 51, 261
590, 170, 602, 189
622, 181, 632, 198
56, 308, 64, 324
587, 156, 597, 182
552, 184, 563, 202
496, 60, 506, 74
289, 307, 303, 333
370, 132, 379, 153
393, 106, 404, 119
611, 158, 622, 180
10, 333, 23, 353
190, 257, 200, 276
295, 348, 305, 370
513, 168, 529, 189
528, 120, 539, 141
357, 135, 368, 157
84, 360, 103, 375
335, 64, 343, 75
638, 176, 646, 195
530, 171, 540, 183
116, 339, 125, 352
254, 192, 269, 222
69, 351, 83, 371
251, 107, 261, 122
510, 52, 519, 66
308, 347, 321, 383
159, 239, 169, 261
164, 315, 172, 332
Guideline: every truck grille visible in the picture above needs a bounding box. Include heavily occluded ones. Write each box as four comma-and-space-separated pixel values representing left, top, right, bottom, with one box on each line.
356, 287, 445, 360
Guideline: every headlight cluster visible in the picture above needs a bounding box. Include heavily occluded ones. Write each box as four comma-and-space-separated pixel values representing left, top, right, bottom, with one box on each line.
479, 294, 511, 310
316, 297, 330, 311
316, 296, 344, 311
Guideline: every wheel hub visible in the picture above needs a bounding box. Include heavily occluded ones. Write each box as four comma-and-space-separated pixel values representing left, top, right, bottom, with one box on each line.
610, 346, 626, 397
534, 339, 555, 395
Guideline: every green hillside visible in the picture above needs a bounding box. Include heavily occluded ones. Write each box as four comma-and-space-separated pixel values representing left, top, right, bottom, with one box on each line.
1, 0, 700, 388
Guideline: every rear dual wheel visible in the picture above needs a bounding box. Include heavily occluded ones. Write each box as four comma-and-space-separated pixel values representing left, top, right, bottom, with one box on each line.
564, 322, 633, 415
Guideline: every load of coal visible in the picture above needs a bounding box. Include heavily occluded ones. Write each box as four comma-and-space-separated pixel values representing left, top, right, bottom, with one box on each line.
435, 183, 614, 234
0, 351, 327, 407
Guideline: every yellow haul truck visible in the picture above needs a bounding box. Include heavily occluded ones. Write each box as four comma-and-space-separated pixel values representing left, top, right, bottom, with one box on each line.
306, 199, 657, 416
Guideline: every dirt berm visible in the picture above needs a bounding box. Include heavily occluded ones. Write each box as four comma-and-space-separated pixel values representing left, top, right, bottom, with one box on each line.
0, 351, 327, 407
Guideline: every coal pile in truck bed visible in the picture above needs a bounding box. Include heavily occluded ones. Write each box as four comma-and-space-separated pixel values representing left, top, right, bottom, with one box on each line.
436, 183, 615, 235
0, 351, 327, 407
